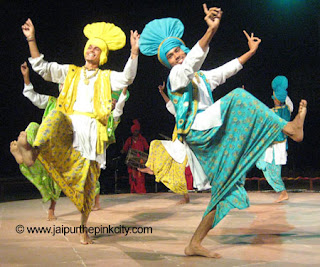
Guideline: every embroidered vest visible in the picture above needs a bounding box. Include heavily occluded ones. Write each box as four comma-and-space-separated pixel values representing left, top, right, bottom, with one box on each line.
167, 71, 213, 139
272, 104, 291, 146
56, 65, 112, 126
56, 65, 113, 154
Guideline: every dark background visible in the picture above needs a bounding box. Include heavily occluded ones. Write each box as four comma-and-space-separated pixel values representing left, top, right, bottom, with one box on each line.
0, 0, 319, 197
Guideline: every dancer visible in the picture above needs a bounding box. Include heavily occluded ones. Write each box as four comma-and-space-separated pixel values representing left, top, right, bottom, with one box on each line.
256, 76, 293, 203
19, 18, 139, 244
10, 62, 61, 221
139, 81, 191, 204
121, 119, 149, 193
92, 87, 129, 210
139, 4, 306, 257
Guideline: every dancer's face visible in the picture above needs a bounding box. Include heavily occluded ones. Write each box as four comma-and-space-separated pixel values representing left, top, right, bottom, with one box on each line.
166, 46, 186, 67
85, 45, 102, 66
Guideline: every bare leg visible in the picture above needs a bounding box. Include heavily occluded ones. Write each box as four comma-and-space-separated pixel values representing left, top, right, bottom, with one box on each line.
282, 100, 307, 142
137, 167, 154, 175
176, 193, 190, 205
80, 212, 93, 245
16, 131, 39, 167
184, 209, 221, 258
275, 190, 289, 203
10, 141, 23, 164
47, 200, 57, 221
92, 194, 101, 211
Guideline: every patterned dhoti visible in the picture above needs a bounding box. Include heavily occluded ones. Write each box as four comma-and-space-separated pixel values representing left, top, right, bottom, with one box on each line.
34, 110, 100, 216
146, 140, 188, 195
256, 154, 286, 192
186, 89, 288, 227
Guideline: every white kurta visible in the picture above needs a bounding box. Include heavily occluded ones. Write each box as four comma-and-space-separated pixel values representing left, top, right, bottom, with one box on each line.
168, 42, 243, 190
23, 83, 49, 109
169, 42, 243, 130
264, 96, 294, 165
29, 54, 138, 167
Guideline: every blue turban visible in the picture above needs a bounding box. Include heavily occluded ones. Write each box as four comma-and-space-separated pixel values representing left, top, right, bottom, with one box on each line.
271, 76, 288, 103
139, 18, 190, 68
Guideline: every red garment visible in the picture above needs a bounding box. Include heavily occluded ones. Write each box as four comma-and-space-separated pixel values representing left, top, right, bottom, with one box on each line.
123, 134, 149, 152
123, 134, 149, 193
129, 169, 146, 194
185, 166, 193, 190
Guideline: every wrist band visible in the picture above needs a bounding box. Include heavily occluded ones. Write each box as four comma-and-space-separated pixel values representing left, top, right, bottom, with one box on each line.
26, 36, 35, 42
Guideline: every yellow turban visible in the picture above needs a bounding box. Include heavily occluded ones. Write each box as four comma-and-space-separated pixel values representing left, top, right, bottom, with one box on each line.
83, 22, 126, 65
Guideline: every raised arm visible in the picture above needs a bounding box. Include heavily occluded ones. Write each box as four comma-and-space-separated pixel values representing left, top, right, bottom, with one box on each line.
130, 30, 140, 60
198, 4, 223, 51
158, 82, 170, 104
158, 81, 176, 116
22, 19, 69, 83
21, 19, 40, 59
21, 62, 49, 109
21, 61, 30, 85
169, 5, 222, 91
110, 30, 140, 91
238, 30, 261, 65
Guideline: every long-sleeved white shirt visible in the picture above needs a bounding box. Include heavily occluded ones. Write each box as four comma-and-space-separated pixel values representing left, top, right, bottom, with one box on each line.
167, 42, 243, 189
29, 54, 137, 167
169, 42, 243, 130
23, 83, 49, 109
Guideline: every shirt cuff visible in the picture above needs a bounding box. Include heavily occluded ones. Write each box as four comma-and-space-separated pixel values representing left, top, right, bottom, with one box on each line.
28, 53, 45, 65
23, 83, 34, 95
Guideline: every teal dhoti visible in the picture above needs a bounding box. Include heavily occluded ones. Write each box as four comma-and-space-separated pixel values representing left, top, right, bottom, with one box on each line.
256, 154, 286, 192
185, 89, 288, 227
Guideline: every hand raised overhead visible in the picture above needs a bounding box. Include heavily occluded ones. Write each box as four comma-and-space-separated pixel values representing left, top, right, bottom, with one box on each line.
22, 18, 35, 39
203, 4, 223, 31
243, 30, 261, 54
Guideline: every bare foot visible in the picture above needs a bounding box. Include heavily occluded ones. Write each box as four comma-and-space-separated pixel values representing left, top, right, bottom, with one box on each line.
17, 131, 38, 167
275, 190, 289, 203
80, 232, 93, 245
184, 243, 221, 258
176, 194, 190, 205
138, 167, 154, 175
92, 194, 101, 211
47, 209, 57, 221
10, 141, 24, 164
283, 100, 307, 142
92, 204, 101, 211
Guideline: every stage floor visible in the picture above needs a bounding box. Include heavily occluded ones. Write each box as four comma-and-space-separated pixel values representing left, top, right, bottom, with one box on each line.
1, 192, 319, 266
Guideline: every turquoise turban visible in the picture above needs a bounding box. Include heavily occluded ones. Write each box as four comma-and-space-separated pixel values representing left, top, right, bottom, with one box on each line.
139, 18, 190, 68
271, 76, 288, 103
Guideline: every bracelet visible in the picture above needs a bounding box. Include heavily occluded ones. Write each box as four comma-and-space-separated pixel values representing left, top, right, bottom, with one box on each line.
26, 36, 35, 42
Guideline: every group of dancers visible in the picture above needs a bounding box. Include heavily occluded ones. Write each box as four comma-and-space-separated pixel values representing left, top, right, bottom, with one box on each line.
10, 4, 307, 257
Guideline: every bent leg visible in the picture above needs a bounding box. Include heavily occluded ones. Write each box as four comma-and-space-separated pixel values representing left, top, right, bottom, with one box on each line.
282, 100, 307, 142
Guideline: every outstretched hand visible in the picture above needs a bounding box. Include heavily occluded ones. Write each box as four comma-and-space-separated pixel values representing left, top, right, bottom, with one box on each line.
22, 18, 35, 39
158, 81, 165, 93
243, 30, 261, 54
203, 4, 223, 31
20, 62, 29, 77
130, 30, 140, 55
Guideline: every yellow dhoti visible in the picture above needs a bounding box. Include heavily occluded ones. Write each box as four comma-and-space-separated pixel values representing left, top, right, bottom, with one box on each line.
34, 110, 100, 216
145, 140, 188, 195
